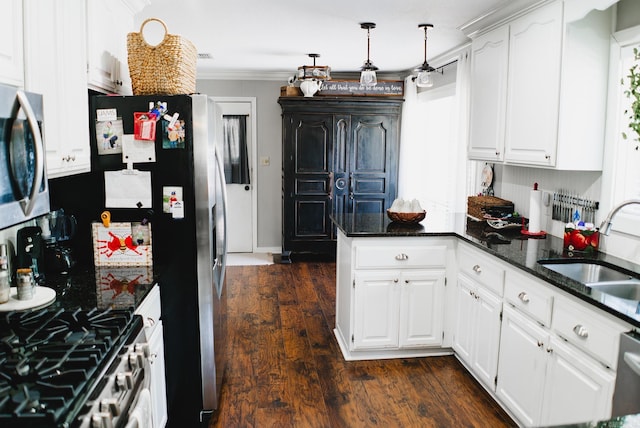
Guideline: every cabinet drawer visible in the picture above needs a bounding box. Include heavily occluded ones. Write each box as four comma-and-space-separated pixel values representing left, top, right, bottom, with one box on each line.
505, 269, 553, 326
135, 285, 161, 333
552, 295, 626, 369
355, 245, 447, 269
458, 244, 505, 296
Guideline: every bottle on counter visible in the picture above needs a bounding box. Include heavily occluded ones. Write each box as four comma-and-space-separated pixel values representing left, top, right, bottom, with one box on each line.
16, 268, 35, 301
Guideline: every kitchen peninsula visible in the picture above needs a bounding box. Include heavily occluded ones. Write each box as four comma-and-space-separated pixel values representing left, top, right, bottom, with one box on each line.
332, 211, 640, 427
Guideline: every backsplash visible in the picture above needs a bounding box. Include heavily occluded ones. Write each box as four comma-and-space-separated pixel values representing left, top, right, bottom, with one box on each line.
481, 163, 639, 263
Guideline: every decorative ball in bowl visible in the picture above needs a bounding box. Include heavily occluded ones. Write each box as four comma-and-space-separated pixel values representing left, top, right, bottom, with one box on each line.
386, 209, 426, 224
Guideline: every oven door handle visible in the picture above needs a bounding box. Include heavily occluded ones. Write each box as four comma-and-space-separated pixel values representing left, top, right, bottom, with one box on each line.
10, 90, 45, 217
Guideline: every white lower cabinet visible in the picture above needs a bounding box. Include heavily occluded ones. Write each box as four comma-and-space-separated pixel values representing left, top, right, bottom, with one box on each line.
334, 231, 453, 360
136, 286, 168, 428
496, 299, 616, 427
453, 273, 502, 390
353, 269, 445, 350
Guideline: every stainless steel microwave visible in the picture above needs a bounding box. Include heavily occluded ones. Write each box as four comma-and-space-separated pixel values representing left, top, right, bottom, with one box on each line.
0, 83, 49, 231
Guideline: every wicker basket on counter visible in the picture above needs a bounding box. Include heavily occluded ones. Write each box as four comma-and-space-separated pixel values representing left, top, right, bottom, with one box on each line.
127, 18, 197, 95
386, 210, 426, 224
467, 196, 514, 221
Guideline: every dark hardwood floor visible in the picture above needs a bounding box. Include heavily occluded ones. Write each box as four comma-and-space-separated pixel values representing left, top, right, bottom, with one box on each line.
209, 257, 516, 427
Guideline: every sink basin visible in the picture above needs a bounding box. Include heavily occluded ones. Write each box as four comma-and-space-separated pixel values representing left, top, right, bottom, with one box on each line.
588, 281, 640, 300
538, 261, 639, 285
538, 260, 640, 301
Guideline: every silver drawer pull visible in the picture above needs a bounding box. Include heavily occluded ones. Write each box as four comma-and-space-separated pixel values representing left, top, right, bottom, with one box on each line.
472, 264, 482, 273
393, 279, 399, 283
395, 253, 409, 261
518, 292, 530, 303
573, 324, 589, 338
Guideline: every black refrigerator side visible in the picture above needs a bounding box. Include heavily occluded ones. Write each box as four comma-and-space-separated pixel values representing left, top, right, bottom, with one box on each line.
87, 94, 221, 427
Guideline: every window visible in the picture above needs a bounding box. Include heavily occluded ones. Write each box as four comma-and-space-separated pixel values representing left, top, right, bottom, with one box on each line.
607, 28, 640, 236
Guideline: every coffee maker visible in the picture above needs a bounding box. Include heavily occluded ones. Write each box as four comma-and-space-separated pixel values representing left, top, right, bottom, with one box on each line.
38, 209, 77, 273
16, 226, 44, 280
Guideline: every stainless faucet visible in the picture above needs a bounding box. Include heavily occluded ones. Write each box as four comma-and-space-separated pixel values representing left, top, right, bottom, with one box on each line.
599, 199, 640, 235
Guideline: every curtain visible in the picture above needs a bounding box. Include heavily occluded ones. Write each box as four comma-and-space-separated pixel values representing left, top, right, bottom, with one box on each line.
222, 115, 250, 184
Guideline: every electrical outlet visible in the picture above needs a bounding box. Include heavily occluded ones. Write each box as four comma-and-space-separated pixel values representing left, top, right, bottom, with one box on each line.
260, 156, 270, 166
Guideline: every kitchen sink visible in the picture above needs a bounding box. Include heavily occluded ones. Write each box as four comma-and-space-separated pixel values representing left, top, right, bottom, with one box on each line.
588, 281, 640, 300
538, 260, 640, 300
538, 260, 639, 285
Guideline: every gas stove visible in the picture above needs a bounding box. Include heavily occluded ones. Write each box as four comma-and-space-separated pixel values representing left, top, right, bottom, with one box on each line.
0, 307, 143, 427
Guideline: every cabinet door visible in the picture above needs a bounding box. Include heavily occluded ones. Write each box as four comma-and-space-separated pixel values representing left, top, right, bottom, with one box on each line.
398, 270, 445, 348
353, 271, 399, 350
86, 1, 133, 94
453, 274, 477, 363
504, 1, 562, 166
496, 306, 548, 427
0, 0, 24, 87
282, 113, 334, 252
472, 285, 502, 389
540, 337, 615, 426
348, 114, 399, 215
468, 26, 509, 161
24, 0, 90, 178
148, 322, 168, 428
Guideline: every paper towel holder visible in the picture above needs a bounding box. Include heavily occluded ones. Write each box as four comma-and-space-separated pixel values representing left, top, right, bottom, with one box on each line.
521, 182, 547, 238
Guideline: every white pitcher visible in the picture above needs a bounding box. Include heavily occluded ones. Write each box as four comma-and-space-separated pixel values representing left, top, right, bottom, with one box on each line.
300, 79, 322, 97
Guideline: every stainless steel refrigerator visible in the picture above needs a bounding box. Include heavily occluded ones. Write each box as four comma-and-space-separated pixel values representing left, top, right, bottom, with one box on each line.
87, 94, 228, 425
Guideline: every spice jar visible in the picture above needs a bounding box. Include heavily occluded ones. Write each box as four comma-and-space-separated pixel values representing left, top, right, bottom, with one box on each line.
0, 270, 9, 304
16, 268, 35, 300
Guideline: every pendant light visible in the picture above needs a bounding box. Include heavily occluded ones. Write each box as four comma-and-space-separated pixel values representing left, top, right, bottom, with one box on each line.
414, 23, 435, 88
359, 22, 378, 87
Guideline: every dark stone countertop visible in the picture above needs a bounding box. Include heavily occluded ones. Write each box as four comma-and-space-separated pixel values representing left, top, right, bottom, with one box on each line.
331, 212, 640, 328
25, 264, 159, 312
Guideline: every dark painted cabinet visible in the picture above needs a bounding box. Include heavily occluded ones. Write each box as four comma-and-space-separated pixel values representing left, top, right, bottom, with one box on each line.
279, 97, 403, 258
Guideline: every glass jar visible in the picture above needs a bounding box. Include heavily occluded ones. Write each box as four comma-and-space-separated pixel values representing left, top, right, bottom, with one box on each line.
0, 270, 9, 304
16, 268, 35, 300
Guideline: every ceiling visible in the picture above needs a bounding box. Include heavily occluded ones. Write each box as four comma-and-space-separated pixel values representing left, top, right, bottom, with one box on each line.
135, 0, 540, 80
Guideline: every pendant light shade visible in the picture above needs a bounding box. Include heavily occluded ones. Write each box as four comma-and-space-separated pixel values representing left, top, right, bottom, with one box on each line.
415, 23, 435, 88
359, 22, 378, 87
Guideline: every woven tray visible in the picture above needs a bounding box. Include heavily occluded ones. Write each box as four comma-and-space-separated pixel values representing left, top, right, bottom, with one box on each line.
467, 196, 514, 221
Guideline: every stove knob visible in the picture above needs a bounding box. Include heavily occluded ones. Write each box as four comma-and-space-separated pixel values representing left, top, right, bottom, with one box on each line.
134, 342, 150, 358
115, 372, 134, 391
128, 351, 144, 370
99, 398, 121, 416
91, 411, 114, 428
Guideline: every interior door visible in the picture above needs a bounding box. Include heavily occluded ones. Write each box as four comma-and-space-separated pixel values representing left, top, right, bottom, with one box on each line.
214, 100, 255, 253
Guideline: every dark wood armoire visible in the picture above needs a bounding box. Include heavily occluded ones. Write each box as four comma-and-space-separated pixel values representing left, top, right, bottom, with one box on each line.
278, 97, 403, 260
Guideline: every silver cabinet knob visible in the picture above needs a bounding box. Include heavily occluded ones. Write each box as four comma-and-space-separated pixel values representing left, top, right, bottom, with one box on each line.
518, 292, 530, 303
393, 279, 399, 283
472, 264, 482, 273
395, 253, 409, 261
573, 324, 589, 338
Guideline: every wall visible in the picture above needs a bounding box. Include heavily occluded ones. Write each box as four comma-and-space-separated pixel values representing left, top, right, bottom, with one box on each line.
196, 79, 283, 251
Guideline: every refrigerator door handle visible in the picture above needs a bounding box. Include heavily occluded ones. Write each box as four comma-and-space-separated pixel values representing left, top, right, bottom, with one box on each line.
215, 147, 228, 287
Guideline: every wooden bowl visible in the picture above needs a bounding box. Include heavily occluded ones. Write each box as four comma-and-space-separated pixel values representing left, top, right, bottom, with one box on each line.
386, 210, 426, 224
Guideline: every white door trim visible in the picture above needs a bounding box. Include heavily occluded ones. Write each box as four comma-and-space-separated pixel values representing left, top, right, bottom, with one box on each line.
211, 96, 258, 253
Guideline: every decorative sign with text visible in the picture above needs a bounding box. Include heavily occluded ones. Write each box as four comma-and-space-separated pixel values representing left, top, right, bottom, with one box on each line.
317, 80, 404, 97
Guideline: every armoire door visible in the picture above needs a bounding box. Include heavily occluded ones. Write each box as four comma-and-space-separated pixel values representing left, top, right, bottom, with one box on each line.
282, 113, 335, 254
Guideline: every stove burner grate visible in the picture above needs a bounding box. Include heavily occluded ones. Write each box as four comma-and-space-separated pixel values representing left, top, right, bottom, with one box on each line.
0, 307, 138, 426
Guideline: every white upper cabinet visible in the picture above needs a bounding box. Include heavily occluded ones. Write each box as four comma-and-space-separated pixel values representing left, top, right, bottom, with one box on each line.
468, 0, 612, 170
86, 1, 145, 94
0, 0, 24, 87
23, 0, 91, 178
468, 26, 509, 162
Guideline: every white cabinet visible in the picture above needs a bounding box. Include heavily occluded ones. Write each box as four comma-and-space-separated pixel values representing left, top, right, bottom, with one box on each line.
0, 0, 24, 87
353, 269, 445, 350
496, 269, 618, 427
23, 0, 91, 178
496, 305, 548, 427
334, 231, 453, 360
86, 1, 141, 94
136, 286, 168, 428
454, 274, 503, 390
453, 243, 505, 389
468, 25, 509, 162
467, 1, 612, 170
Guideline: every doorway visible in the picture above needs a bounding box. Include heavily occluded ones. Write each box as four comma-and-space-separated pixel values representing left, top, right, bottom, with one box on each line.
213, 98, 257, 253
